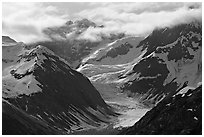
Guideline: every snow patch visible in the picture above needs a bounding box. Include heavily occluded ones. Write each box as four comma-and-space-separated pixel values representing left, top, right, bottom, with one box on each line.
194, 117, 198, 120
176, 86, 195, 95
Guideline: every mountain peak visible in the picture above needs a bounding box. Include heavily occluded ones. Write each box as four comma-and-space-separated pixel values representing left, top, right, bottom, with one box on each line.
65, 20, 74, 25
3, 44, 72, 98
74, 18, 96, 28
34, 45, 55, 55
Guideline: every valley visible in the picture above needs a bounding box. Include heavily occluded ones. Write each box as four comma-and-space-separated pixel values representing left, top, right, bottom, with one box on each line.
93, 83, 149, 129
71, 82, 149, 134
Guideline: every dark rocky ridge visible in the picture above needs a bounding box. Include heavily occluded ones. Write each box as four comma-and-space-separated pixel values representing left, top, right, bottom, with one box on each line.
96, 42, 134, 62
120, 85, 202, 135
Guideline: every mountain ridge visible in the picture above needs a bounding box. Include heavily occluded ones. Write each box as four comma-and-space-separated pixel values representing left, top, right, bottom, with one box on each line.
120, 85, 202, 135
2, 41, 117, 134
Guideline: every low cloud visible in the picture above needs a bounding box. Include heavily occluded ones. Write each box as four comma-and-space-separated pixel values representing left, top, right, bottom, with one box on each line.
2, 2, 68, 43
76, 2, 202, 41
2, 2, 202, 43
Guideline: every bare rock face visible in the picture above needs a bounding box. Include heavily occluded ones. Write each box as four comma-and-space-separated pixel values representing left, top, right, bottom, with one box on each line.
2, 40, 116, 134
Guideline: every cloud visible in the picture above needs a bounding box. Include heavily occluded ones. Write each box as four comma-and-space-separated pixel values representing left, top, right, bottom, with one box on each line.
76, 2, 202, 41
2, 2, 202, 43
2, 2, 68, 43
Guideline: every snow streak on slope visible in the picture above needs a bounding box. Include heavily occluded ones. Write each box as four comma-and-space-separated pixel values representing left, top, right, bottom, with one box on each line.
81, 40, 118, 64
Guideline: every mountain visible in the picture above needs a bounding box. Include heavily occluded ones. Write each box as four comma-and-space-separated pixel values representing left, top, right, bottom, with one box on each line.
78, 21, 202, 107
121, 22, 202, 106
120, 85, 202, 135
74, 18, 96, 28
2, 39, 116, 134
28, 18, 125, 68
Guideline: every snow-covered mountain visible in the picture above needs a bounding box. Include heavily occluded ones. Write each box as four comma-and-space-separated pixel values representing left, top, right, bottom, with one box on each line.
2, 39, 116, 134
78, 21, 202, 106
121, 22, 202, 106
28, 18, 125, 68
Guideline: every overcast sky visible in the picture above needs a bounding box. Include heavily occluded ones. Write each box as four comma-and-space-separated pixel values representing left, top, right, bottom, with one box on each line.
2, 2, 202, 43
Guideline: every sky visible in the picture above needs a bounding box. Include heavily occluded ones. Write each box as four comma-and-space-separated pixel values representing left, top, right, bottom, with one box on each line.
2, 2, 202, 43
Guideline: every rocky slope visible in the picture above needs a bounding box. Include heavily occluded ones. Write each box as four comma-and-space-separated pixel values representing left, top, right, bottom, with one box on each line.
120, 85, 202, 135
3, 99, 62, 135
2, 39, 116, 134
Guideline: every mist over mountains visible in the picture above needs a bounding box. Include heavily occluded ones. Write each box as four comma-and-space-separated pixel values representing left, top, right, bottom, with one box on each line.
3, 2, 201, 43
